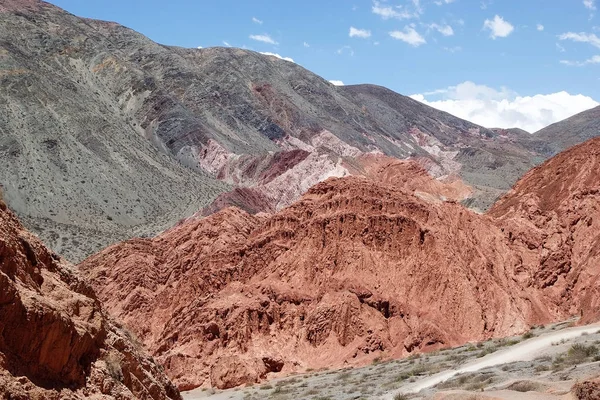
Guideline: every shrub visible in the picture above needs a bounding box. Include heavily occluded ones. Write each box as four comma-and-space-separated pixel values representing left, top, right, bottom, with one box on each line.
522, 331, 535, 340
508, 380, 540, 392
0, 186, 6, 211
567, 344, 599, 364
104, 352, 123, 382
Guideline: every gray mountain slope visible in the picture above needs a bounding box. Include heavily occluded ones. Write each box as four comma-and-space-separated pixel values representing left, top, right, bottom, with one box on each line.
0, 1, 227, 261
526, 105, 600, 157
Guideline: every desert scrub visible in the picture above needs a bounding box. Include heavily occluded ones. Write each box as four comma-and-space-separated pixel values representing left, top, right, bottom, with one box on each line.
507, 380, 542, 392
477, 345, 498, 358
566, 343, 599, 364
0, 186, 6, 211
522, 330, 536, 340
104, 351, 123, 382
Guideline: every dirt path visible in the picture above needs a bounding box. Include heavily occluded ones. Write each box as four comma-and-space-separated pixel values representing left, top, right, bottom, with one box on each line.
384, 322, 600, 399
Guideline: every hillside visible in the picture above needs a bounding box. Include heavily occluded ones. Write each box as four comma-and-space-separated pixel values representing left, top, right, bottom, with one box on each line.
80, 137, 600, 390
0, 0, 560, 262
0, 196, 180, 399
527, 105, 600, 157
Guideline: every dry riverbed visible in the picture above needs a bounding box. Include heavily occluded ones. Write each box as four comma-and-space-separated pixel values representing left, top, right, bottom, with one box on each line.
183, 320, 600, 400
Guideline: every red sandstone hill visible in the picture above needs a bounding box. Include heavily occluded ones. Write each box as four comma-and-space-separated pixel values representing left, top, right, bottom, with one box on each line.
489, 137, 600, 324
78, 151, 599, 390
0, 198, 181, 399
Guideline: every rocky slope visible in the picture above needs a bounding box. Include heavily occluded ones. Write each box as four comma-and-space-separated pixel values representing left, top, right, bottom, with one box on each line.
489, 136, 600, 325
526, 105, 600, 158
80, 138, 600, 391
0, 195, 181, 399
75, 160, 551, 391
0, 0, 227, 262
4, 0, 589, 262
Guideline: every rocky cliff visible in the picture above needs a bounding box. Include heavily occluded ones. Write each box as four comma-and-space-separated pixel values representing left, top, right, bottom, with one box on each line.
489, 136, 600, 324
0, 196, 181, 399
77, 155, 575, 390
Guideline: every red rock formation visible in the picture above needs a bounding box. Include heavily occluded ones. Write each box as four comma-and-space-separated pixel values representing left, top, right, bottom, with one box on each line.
489, 137, 600, 323
0, 201, 181, 399
573, 377, 600, 400
79, 173, 548, 390
79, 138, 600, 391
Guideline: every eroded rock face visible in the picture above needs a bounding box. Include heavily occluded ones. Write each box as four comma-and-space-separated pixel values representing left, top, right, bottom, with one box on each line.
80, 138, 600, 390
0, 203, 180, 399
80, 160, 558, 390
573, 377, 600, 400
489, 137, 600, 324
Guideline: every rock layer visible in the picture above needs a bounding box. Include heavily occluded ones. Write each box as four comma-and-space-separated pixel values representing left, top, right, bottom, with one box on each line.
0, 201, 181, 399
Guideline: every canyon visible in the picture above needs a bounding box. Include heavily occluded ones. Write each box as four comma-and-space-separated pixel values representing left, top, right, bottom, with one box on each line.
0, 1, 599, 398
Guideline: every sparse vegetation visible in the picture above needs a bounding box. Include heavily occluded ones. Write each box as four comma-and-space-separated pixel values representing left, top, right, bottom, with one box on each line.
567, 343, 599, 364
104, 352, 123, 382
212, 325, 600, 400
507, 380, 541, 392
522, 330, 536, 340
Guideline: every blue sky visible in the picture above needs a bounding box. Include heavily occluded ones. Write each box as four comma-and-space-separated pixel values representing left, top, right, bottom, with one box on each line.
47, 0, 600, 131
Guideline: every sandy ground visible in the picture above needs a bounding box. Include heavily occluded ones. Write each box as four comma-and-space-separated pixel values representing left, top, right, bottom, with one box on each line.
182, 320, 600, 400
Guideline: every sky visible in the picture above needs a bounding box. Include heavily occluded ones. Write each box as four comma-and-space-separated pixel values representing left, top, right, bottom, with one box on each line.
47, 0, 600, 132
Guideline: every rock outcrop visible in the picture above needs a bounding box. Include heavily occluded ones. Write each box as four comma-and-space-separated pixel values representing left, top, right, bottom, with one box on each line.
80, 138, 600, 390
489, 137, 600, 324
0, 201, 181, 399
573, 377, 600, 400
80, 157, 568, 390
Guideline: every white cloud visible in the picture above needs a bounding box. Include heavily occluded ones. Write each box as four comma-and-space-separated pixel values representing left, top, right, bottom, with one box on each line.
410, 81, 599, 132
559, 32, 600, 48
349, 27, 372, 38
444, 46, 462, 53
556, 42, 566, 52
223, 41, 232, 47
537, 24, 544, 31
584, 0, 596, 10
252, 17, 263, 24
389, 26, 426, 47
560, 55, 600, 66
480, 0, 493, 9
329, 80, 345, 86
249, 34, 278, 45
337, 45, 355, 56
483, 15, 514, 39
259, 52, 294, 63
372, 0, 420, 20
428, 23, 454, 36
197, 46, 203, 49
434, 0, 455, 5
303, 41, 310, 47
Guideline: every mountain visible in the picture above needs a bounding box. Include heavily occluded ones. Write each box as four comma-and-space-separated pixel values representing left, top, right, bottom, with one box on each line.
526, 105, 600, 158
80, 136, 600, 390
489, 136, 600, 324
0, 0, 562, 263
0, 196, 180, 399
0, 0, 227, 262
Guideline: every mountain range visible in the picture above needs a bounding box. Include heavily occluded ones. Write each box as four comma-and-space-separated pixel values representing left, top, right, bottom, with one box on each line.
2, 0, 599, 262
0, 0, 599, 398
